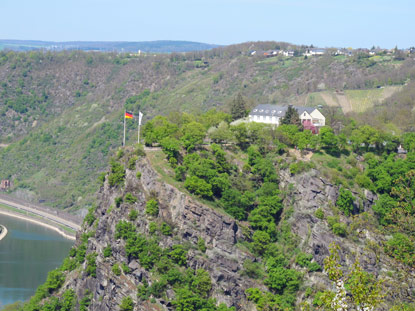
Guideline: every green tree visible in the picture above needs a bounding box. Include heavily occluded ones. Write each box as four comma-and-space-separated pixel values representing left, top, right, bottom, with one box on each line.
184, 176, 213, 199
281, 105, 301, 128
336, 188, 354, 216
230, 93, 247, 121
321, 242, 384, 310
181, 121, 206, 151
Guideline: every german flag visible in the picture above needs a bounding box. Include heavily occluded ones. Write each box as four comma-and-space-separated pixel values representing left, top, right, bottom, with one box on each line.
125, 111, 133, 119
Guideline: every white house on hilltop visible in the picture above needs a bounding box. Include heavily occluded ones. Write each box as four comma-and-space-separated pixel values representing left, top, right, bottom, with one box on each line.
248, 104, 325, 133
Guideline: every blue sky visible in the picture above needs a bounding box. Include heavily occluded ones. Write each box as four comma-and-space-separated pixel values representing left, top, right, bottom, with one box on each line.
0, 0, 413, 48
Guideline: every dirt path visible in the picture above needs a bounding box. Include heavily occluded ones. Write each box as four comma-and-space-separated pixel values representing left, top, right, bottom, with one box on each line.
336, 94, 352, 113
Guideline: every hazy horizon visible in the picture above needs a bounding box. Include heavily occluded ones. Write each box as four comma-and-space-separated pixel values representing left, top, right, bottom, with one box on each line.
0, 0, 414, 49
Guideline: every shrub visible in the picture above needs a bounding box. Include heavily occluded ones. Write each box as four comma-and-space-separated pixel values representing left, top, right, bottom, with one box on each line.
112, 263, 121, 276
103, 246, 112, 258
252, 231, 271, 255
296, 252, 313, 268
184, 176, 213, 199
332, 222, 347, 237
125, 193, 137, 204
128, 156, 138, 170
160, 222, 172, 236
241, 259, 264, 279
145, 199, 159, 216
315, 208, 324, 220
149, 222, 158, 234
115, 196, 123, 207
136, 171, 142, 179
122, 262, 131, 274
108, 160, 126, 187
308, 261, 322, 272
128, 209, 138, 221
169, 245, 187, 266
336, 187, 354, 216
197, 237, 207, 253
86, 253, 97, 277
98, 172, 106, 186
385, 233, 415, 267
119, 296, 134, 311
84, 206, 96, 226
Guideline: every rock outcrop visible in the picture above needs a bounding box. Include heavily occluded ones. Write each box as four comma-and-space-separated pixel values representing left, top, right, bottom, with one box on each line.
63, 156, 258, 311
279, 168, 415, 306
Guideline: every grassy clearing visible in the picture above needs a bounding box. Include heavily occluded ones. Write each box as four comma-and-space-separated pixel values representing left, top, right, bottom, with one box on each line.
344, 86, 400, 113
146, 149, 230, 214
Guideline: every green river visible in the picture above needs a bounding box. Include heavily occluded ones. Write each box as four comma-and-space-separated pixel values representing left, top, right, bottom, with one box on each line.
0, 213, 73, 308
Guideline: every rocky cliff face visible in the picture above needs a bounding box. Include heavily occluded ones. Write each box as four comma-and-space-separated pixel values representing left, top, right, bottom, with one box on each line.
54, 155, 415, 310
61, 156, 259, 311
279, 168, 415, 307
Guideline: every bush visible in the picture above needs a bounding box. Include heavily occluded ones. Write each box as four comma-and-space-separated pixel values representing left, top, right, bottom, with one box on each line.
119, 296, 134, 311
241, 259, 264, 279
136, 171, 142, 179
149, 222, 158, 234
385, 233, 415, 267
198, 237, 207, 253
145, 199, 159, 216
115, 196, 123, 207
184, 176, 213, 199
332, 222, 347, 237
128, 209, 138, 221
103, 246, 112, 258
252, 231, 271, 255
128, 156, 138, 170
84, 206, 96, 226
296, 252, 313, 267
86, 253, 97, 277
112, 263, 121, 276
336, 187, 354, 216
315, 208, 324, 219
169, 245, 187, 266
125, 193, 137, 204
122, 263, 131, 274
160, 222, 172, 236
108, 160, 126, 187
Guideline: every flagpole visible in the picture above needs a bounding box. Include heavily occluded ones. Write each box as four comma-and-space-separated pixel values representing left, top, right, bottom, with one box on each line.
137, 111, 143, 145
138, 119, 140, 144
123, 110, 126, 147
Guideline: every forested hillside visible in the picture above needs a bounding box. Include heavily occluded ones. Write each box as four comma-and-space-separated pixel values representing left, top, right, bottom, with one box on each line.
0, 42, 415, 210
10, 108, 415, 311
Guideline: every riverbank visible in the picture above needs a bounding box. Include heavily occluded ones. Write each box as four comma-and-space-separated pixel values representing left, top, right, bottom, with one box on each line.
0, 209, 76, 240
0, 224, 7, 241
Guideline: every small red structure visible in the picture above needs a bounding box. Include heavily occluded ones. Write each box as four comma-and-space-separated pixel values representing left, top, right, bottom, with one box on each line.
302, 119, 319, 134
0, 180, 11, 190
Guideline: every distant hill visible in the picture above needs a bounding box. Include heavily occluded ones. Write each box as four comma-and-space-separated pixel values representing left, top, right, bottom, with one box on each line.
0, 39, 220, 53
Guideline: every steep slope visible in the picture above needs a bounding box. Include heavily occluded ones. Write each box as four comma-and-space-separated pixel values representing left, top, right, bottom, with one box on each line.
35, 149, 258, 311
17, 144, 415, 311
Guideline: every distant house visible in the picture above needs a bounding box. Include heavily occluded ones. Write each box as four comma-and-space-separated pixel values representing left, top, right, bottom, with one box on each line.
282, 50, 295, 57
248, 104, 325, 133
304, 48, 326, 57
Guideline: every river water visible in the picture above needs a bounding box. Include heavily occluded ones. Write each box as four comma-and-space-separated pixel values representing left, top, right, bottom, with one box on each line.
0, 213, 74, 308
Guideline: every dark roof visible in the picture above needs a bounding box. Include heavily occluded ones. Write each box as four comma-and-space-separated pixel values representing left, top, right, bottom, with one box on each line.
249, 105, 316, 117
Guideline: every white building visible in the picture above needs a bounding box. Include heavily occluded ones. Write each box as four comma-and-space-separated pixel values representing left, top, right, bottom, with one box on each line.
248, 104, 325, 133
